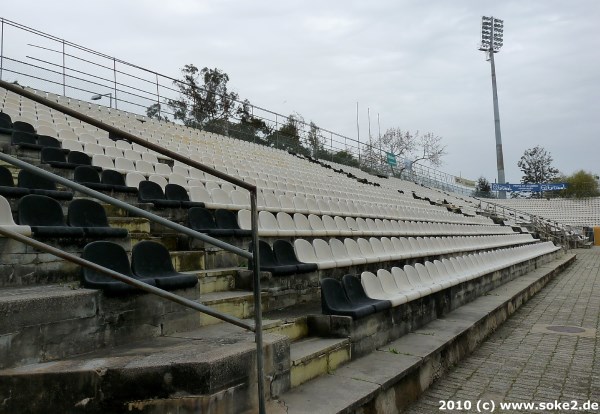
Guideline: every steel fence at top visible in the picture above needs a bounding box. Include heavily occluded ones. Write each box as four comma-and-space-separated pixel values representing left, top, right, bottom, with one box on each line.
0, 17, 475, 196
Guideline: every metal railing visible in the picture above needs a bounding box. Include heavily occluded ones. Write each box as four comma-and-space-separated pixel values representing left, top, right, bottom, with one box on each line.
474, 197, 575, 249
0, 16, 475, 197
0, 80, 267, 413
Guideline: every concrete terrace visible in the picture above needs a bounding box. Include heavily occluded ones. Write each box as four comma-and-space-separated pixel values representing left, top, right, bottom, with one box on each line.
268, 248, 595, 413
404, 247, 600, 413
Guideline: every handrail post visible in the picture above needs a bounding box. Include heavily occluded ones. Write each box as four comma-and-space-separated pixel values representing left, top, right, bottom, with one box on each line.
250, 189, 266, 414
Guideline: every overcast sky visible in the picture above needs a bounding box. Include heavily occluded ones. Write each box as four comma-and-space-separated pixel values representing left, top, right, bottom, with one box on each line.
2, 0, 599, 183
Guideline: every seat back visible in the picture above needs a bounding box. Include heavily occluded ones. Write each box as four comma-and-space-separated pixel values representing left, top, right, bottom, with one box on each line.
215, 209, 242, 230
138, 180, 166, 201
82, 241, 135, 284
67, 199, 110, 227
273, 239, 301, 265
41, 147, 67, 163
67, 151, 92, 166
321, 277, 351, 314
102, 170, 127, 186
165, 183, 190, 202
12, 131, 37, 147
17, 194, 65, 226
188, 207, 217, 230
12, 121, 36, 134
38, 135, 61, 148
18, 170, 57, 191
74, 166, 101, 184
131, 241, 177, 278
0, 166, 15, 187
342, 274, 370, 304
249, 240, 278, 268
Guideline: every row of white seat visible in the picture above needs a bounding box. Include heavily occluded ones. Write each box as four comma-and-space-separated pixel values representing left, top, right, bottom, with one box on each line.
289, 234, 537, 270
238, 210, 516, 238
361, 241, 560, 306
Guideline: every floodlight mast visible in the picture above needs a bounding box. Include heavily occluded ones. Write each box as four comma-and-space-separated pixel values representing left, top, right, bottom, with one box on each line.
480, 16, 506, 198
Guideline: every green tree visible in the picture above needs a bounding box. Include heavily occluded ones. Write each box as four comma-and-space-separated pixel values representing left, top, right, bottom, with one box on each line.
473, 176, 494, 198
517, 146, 560, 184
558, 170, 600, 198
145, 103, 169, 122
167, 64, 242, 130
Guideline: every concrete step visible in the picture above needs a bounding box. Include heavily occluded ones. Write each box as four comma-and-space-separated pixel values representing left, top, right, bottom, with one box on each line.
171, 249, 244, 272
108, 216, 150, 233
275, 253, 576, 413
0, 323, 289, 414
199, 290, 267, 326
290, 337, 351, 388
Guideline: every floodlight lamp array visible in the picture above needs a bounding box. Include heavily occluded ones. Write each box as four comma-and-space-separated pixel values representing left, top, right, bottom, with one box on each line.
480, 16, 504, 52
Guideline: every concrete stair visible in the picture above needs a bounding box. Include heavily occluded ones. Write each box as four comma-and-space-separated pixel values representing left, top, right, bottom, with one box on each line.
290, 337, 350, 388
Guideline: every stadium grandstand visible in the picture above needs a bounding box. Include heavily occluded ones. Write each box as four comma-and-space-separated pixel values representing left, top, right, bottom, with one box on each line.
0, 18, 588, 414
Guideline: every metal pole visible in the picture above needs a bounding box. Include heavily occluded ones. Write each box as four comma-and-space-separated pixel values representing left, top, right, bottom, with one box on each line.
249, 190, 266, 414
356, 102, 360, 164
0, 19, 4, 81
113, 58, 118, 109
155, 73, 161, 117
489, 18, 506, 199
62, 39, 66, 96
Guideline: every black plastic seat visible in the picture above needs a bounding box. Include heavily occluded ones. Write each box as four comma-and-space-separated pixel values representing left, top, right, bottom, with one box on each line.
101, 170, 137, 193
131, 241, 198, 290
17, 170, 73, 200
273, 239, 318, 273
74, 166, 113, 191
342, 274, 391, 312
12, 121, 36, 135
320, 278, 375, 320
138, 180, 181, 208
11, 131, 39, 150
41, 147, 77, 169
0, 112, 12, 131
187, 207, 234, 236
38, 135, 62, 149
165, 183, 204, 208
17, 194, 84, 237
249, 240, 297, 276
82, 241, 155, 294
67, 151, 99, 169
215, 209, 251, 237
0, 165, 29, 198
68, 199, 128, 238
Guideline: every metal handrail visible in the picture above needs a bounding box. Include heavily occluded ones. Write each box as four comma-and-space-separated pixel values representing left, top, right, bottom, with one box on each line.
0, 80, 266, 413
0, 227, 252, 330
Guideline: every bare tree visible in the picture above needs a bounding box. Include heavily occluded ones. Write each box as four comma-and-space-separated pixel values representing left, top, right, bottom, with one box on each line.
376, 128, 446, 174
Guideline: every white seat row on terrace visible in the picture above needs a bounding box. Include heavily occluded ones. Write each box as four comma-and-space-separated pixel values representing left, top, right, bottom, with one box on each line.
238, 210, 516, 238
361, 241, 561, 306
286, 234, 537, 270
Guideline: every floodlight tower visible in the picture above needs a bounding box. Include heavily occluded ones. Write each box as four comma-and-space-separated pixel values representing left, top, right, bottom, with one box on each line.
479, 16, 506, 198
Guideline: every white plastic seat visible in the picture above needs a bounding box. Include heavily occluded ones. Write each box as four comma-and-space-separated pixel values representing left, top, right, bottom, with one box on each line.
125, 172, 145, 189
356, 218, 375, 236
293, 214, 314, 237
92, 154, 115, 170
390, 267, 426, 299
311, 239, 338, 269
135, 160, 155, 176
403, 265, 435, 294
328, 238, 355, 267
114, 157, 136, 174
123, 149, 143, 162
104, 147, 124, 159
425, 261, 453, 289
360, 271, 404, 306
294, 239, 321, 268
237, 209, 252, 231
343, 238, 368, 265
0, 195, 32, 235
263, 193, 281, 211
333, 216, 353, 237
356, 238, 380, 264
377, 269, 410, 304
277, 212, 298, 236
258, 211, 284, 237
84, 142, 104, 155
148, 174, 168, 190
168, 173, 188, 188
307, 214, 329, 237
115, 140, 132, 151
154, 163, 172, 177
230, 190, 250, 209
210, 188, 234, 209
381, 237, 403, 260
61, 140, 84, 152
142, 152, 160, 164
279, 195, 296, 213
369, 237, 392, 261
189, 186, 214, 206
292, 196, 310, 214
